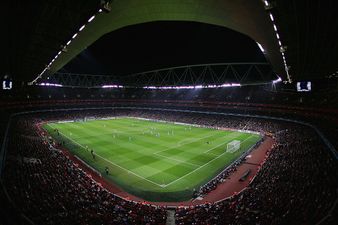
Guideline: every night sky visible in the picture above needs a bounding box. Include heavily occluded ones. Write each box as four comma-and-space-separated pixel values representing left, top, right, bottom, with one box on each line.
62, 21, 266, 76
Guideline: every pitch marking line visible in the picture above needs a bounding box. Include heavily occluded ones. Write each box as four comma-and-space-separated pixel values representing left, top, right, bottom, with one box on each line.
163, 134, 256, 187
153, 133, 219, 155
47, 124, 165, 188
153, 152, 201, 168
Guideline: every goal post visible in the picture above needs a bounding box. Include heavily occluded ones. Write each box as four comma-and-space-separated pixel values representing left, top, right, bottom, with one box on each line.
227, 140, 241, 153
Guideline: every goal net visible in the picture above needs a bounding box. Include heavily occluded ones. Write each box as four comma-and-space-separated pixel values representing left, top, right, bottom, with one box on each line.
227, 140, 241, 153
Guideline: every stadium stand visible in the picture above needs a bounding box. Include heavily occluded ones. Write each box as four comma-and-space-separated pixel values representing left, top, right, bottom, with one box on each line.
1, 108, 337, 224
3, 115, 167, 225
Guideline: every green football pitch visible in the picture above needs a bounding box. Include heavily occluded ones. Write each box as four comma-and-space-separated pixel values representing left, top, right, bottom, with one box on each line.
43, 117, 261, 202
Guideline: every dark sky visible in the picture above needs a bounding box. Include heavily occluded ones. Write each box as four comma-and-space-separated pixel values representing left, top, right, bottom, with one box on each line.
62, 21, 266, 76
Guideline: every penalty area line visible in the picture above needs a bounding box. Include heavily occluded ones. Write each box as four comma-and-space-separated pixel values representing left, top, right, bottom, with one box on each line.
153, 152, 201, 168
153, 133, 218, 155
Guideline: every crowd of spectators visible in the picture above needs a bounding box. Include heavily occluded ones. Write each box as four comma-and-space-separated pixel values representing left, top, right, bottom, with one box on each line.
3, 116, 167, 225
2, 109, 338, 224
197, 158, 242, 196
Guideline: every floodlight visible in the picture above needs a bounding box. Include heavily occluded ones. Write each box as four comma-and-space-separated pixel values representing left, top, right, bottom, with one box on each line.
264, 0, 274, 10
276, 33, 280, 40
256, 42, 265, 53
273, 24, 278, 32
88, 15, 95, 23
79, 25, 85, 31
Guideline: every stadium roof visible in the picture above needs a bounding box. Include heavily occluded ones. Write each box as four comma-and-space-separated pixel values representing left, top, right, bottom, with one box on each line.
3, 0, 338, 84
3, 0, 99, 82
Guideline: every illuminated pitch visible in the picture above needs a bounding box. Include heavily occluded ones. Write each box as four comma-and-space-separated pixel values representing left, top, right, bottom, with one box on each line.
44, 117, 261, 202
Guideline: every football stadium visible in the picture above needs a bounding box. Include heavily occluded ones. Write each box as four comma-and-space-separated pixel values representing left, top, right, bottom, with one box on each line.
1, 1, 338, 225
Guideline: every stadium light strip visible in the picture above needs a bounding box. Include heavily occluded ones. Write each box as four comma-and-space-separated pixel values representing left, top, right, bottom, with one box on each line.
34, 80, 289, 89
30, 11, 101, 85
32, 83, 244, 89
143, 83, 241, 90
37, 83, 63, 87
263, 0, 292, 83
102, 85, 124, 88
